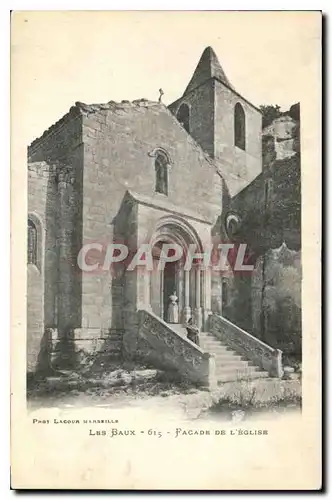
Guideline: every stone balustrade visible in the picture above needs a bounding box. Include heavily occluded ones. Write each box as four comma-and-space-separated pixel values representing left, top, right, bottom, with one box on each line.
209, 314, 283, 378
137, 309, 216, 388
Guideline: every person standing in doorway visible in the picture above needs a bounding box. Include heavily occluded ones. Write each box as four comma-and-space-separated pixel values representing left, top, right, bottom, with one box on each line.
167, 291, 179, 323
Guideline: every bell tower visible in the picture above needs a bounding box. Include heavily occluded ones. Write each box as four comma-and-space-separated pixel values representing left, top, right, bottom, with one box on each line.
169, 46, 262, 194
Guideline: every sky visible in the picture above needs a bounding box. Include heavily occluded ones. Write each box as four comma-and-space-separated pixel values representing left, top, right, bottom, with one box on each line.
11, 11, 321, 146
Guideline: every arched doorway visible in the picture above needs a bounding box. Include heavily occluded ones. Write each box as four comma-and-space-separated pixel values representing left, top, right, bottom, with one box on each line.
148, 217, 208, 328
150, 240, 184, 322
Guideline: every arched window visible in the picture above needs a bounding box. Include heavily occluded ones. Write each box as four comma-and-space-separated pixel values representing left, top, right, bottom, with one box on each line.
177, 103, 190, 133
234, 102, 246, 150
155, 152, 169, 195
27, 219, 37, 265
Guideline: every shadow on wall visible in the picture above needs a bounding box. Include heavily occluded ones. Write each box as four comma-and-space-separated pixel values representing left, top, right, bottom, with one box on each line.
27, 331, 80, 388
27, 328, 54, 386
220, 242, 302, 368
222, 272, 253, 334
252, 245, 302, 364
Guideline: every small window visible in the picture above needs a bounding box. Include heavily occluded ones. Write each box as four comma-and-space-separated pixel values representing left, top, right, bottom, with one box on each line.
28, 219, 37, 265
155, 152, 169, 195
177, 103, 190, 133
234, 102, 246, 150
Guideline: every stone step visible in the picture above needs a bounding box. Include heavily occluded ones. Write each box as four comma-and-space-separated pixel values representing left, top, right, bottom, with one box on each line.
200, 337, 227, 346
169, 326, 269, 383
211, 353, 244, 362
201, 345, 236, 355
200, 335, 227, 342
217, 372, 268, 383
216, 369, 269, 383
210, 352, 257, 367
201, 344, 225, 350
200, 333, 223, 340
214, 360, 251, 370
200, 333, 221, 339
215, 363, 258, 374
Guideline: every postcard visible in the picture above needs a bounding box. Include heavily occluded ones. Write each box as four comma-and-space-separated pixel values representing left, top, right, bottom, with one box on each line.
11, 10, 322, 490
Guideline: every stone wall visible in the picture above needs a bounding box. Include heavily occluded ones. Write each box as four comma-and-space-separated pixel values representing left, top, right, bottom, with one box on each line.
27, 162, 57, 373
31, 110, 83, 336
26, 98, 229, 366
169, 81, 215, 157
252, 245, 302, 363
263, 106, 300, 163
224, 106, 301, 351
229, 153, 301, 256
80, 100, 223, 334
27, 110, 84, 371
169, 78, 262, 197
214, 81, 262, 196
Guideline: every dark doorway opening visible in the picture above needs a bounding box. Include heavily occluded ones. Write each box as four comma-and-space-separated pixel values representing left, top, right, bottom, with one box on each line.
163, 261, 176, 322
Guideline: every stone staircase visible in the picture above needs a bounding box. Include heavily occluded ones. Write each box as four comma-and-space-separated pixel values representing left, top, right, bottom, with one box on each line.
199, 331, 269, 383
170, 324, 269, 383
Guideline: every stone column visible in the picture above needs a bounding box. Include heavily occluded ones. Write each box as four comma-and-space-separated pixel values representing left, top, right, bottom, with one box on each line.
183, 270, 191, 322
57, 171, 75, 335
144, 270, 152, 312
271, 349, 284, 378
160, 270, 164, 320
177, 263, 184, 321
195, 266, 202, 329
202, 267, 212, 330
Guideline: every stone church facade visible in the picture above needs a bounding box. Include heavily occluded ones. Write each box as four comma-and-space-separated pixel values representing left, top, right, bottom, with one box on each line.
27, 47, 298, 385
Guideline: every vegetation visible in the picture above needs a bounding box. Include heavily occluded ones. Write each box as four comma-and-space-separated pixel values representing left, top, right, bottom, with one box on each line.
260, 104, 282, 128
27, 366, 198, 402
208, 379, 301, 414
